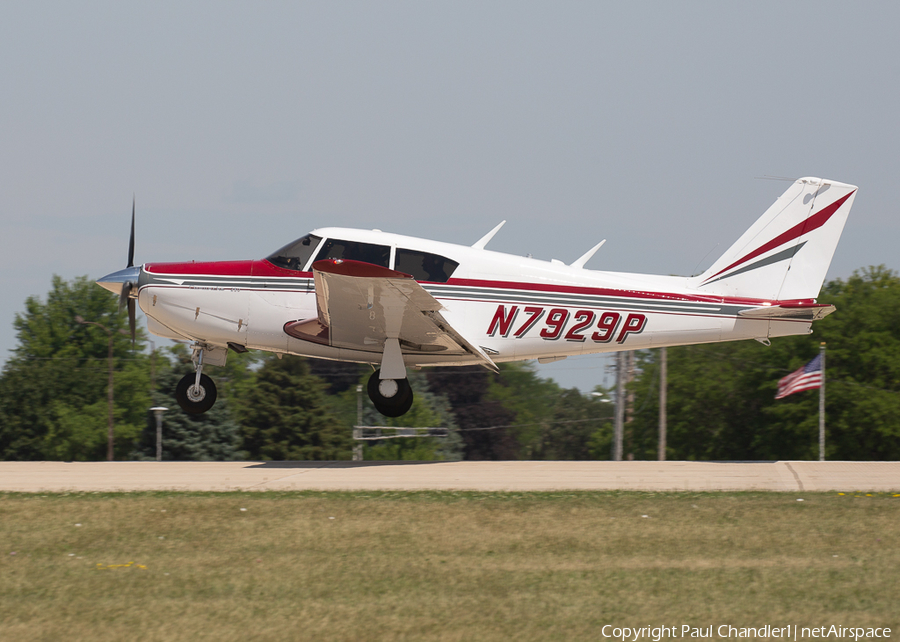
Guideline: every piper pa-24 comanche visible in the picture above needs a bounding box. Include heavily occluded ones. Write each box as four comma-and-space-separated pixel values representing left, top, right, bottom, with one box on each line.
97, 177, 856, 417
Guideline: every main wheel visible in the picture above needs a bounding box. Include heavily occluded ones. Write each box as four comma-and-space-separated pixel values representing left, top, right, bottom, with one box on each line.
367, 369, 414, 417
175, 373, 218, 414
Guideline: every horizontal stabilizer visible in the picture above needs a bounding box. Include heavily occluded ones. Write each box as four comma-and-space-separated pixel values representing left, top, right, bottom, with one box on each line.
737, 303, 835, 321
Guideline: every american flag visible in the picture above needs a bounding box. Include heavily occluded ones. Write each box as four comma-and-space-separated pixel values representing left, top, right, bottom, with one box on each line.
775, 354, 823, 399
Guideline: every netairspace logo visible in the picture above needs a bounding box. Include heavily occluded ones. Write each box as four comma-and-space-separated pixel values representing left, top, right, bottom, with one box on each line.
600, 626, 892, 641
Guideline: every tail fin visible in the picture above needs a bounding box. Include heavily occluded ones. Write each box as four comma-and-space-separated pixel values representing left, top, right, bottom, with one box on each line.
689, 177, 857, 301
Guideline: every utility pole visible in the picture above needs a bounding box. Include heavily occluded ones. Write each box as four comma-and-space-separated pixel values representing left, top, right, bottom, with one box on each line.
625, 350, 635, 460
613, 351, 625, 461
76, 316, 125, 461
149, 339, 156, 396
658, 347, 667, 461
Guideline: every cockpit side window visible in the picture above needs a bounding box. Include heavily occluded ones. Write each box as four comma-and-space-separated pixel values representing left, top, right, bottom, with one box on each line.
266, 234, 322, 271
314, 239, 391, 268
395, 248, 459, 283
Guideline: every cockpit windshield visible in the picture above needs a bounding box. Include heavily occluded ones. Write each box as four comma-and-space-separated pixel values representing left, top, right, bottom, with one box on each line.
266, 234, 322, 271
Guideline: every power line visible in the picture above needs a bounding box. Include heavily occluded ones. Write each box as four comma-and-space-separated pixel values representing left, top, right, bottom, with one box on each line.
454, 416, 610, 433
16, 357, 148, 362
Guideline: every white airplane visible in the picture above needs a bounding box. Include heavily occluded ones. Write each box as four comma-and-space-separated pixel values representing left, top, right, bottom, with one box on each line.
97, 177, 856, 417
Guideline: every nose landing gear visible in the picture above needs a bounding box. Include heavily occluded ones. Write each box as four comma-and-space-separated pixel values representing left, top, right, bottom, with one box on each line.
175, 372, 218, 414
174, 343, 223, 414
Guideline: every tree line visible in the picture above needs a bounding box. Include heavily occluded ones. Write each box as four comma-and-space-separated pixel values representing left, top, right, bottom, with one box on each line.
1, 267, 897, 461
624, 266, 900, 461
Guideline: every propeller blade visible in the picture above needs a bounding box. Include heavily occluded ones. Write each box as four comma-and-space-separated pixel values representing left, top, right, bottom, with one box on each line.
127, 196, 135, 268
127, 298, 136, 346
118, 281, 133, 312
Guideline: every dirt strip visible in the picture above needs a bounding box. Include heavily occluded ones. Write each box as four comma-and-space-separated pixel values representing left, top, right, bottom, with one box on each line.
1, 460, 898, 492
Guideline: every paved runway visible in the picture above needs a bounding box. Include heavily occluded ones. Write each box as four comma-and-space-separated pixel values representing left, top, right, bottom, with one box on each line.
1, 460, 898, 492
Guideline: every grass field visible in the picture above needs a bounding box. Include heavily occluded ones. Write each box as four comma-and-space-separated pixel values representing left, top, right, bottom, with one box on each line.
1, 490, 898, 641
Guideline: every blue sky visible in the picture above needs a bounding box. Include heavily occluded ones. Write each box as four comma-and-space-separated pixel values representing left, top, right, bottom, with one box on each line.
2, 2, 897, 391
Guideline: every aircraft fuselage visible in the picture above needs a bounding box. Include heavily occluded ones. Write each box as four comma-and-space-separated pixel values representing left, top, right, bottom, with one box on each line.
136, 227, 812, 369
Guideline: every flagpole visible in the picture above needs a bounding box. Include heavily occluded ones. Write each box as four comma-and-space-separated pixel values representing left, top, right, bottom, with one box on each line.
658, 347, 667, 462
819, 342, 826, 462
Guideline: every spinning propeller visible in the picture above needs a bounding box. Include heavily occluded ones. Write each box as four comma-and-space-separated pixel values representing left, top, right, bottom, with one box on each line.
118, 198, 137, 344
96, 198, 141, 345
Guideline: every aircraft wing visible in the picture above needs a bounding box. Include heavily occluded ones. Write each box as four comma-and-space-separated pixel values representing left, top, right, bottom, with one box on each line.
737, 302, 835, 321
284, 259, 499, 372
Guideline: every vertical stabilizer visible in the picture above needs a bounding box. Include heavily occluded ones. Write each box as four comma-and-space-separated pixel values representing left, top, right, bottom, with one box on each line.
689, 178, 857, 301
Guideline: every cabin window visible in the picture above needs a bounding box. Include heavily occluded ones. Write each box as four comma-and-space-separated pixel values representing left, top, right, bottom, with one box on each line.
394, 248, 459, 282
314, 239, 391, 268
266, 234, 322, 271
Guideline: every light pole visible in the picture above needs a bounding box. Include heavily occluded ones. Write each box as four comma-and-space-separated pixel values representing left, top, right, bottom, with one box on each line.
75, 315, 127, 461
150, 407, 168, 461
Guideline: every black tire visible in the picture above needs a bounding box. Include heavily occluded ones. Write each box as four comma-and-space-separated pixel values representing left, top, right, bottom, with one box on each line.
367, 369, 414, 417
175, 373, 218, 414
373, 391, 414, 418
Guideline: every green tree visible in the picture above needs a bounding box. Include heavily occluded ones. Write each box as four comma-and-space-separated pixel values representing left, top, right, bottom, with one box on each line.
425, 362, 612, 461
427, 366, 519, 460
531, 388, 614, 460
239, 354, 353, 460
0, 276, 149, 460
627, 266, 900, 461
775, 266, 900, 459
131, 347, 244, 461
488, 362, 613, 460
627, 343, 785, 460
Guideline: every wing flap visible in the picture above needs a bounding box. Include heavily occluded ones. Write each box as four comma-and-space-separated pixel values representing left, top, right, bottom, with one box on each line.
285, 259, 498, 371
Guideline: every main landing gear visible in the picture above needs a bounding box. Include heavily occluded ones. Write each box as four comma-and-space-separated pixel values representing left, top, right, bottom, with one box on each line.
174, 344, 220, 414
366, 337, 414, 417
367, 369, 413, 417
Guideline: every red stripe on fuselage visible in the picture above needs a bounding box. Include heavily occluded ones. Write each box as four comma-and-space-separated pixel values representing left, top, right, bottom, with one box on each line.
144, 260, 308, 278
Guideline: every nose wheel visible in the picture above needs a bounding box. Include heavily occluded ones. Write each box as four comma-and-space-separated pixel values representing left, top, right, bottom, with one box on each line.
367, 369, 413, 417
174, 343, 223, 414
175, 373, 218, 414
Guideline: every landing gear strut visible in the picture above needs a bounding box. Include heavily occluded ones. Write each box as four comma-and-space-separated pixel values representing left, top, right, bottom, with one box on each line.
367, 369, 413, 417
